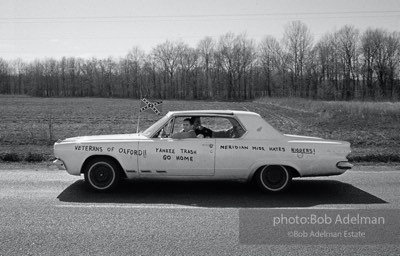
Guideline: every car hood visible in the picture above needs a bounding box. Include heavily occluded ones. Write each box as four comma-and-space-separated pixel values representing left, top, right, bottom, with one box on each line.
59, 133, 148, 143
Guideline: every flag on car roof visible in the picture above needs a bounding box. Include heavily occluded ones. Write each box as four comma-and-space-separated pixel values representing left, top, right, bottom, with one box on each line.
139, 98, 163, 115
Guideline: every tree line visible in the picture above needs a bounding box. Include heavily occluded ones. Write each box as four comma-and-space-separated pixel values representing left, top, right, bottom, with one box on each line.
1, 21, 399, 101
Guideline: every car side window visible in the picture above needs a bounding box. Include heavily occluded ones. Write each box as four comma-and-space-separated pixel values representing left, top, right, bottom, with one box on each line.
204, 117, 246, 139
227, 118, 246, 138
153, 116, 246, 139
202, 117, 231, 130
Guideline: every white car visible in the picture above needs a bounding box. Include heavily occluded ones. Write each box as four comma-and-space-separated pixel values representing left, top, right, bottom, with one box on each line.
53, 110, 352, 193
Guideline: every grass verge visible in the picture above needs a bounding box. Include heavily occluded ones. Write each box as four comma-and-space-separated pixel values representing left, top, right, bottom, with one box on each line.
0, 96, 399, 164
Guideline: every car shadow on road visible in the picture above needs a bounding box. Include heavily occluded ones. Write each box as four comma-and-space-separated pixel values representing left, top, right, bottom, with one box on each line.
57, 178, 387, 208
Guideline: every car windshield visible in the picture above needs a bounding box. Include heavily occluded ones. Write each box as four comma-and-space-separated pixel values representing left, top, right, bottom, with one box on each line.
141, 115, 170, 138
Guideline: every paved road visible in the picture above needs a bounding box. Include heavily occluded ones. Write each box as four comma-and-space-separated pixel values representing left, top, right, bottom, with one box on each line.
0, 164, 399, 256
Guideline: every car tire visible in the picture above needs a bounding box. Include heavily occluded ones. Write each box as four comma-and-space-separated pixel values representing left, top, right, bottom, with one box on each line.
83, 157, 121, 192
256, 165, 292, 193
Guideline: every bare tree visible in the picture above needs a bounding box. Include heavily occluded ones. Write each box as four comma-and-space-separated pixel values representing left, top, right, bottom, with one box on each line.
375, 31, 400, 98
216, 33, 256, 99
360, 29, 379, 98
8, 58, 25, 94
259, 36, 282, 97
0, 58, 11, 94
126, 47, 145, 98
334, 25, 359, 100
315, 33, 341, 99
152, 41, 183, 98
1, 26, 399, 101
216, 33, 236, 99
197, 37, 215, 98
142, 54, 160, 98
178, 45, 199, 98
282, 21, 313, 96
236, 34, 256, 99
386, 32, 400, 99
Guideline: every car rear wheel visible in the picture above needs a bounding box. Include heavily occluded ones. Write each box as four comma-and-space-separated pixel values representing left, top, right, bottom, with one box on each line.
256, 165, 292, 193
84, 158, 121, 191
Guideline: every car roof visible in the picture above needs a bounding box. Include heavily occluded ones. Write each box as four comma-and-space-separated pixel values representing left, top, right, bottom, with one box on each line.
167, 110, 259, 116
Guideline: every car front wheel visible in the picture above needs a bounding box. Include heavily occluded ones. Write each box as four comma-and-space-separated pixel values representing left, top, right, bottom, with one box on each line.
256, 165, 292, 193
84, 158, 121, 191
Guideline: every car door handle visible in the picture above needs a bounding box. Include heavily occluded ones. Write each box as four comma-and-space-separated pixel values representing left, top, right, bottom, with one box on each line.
202, 144, 214, 148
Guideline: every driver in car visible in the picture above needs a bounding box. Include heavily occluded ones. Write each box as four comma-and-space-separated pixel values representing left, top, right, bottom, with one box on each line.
170, 118, 197, 139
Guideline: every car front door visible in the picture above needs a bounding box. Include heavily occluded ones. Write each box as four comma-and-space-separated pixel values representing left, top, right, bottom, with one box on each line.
138, 137, 215, 176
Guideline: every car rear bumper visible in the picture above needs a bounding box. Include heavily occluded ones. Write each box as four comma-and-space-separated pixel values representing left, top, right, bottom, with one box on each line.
336, 161, 353, 170
53, 159, 66, 170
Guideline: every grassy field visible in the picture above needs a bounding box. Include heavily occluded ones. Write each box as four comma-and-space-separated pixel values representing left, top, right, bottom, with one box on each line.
0, 95, 399, 163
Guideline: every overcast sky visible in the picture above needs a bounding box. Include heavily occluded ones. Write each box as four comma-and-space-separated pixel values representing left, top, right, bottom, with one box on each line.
1, 0, 399, 61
